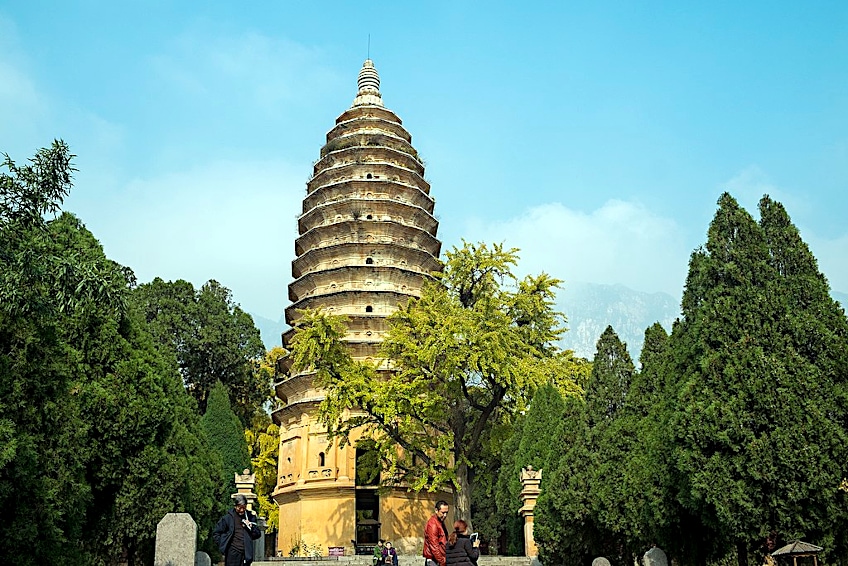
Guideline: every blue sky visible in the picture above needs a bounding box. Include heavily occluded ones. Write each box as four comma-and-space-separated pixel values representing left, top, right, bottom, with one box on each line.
2, 1, 846, 328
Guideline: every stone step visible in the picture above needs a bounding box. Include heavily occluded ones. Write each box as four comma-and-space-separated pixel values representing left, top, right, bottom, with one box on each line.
252, 557, 536, 566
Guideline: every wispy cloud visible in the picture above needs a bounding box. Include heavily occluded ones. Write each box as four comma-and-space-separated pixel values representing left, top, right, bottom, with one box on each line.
722, 165, 810, 219
0, 59, 43, 111
65, 158, 304, 319
149, 29, 343, 115
2, 20, 326, 320
0, 17, 50, 155
0, 13, 127, 177
462, 200, 690, 297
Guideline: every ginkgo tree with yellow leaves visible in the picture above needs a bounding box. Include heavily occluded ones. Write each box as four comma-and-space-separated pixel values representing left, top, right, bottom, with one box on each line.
245, 346, 287, 531
288, 241, 586, 525
245, 416, 281, 530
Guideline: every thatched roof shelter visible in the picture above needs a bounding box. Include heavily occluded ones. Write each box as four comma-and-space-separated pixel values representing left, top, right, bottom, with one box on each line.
770, 540, 823, 566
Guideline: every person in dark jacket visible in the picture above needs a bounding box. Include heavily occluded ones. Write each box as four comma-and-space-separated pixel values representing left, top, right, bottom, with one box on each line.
382, 541, 399, 566
213, 494, 262, 566
445, 520, 479, 566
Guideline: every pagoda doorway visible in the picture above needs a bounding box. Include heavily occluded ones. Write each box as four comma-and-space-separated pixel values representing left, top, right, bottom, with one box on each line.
354, 447, 381, 553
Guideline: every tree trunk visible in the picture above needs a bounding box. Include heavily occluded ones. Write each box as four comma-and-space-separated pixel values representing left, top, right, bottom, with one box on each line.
454, 462, 472, 529
736, 541, 748, 566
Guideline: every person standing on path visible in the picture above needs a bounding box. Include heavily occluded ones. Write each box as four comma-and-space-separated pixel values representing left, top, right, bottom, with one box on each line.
445, 520, 479, 566
423, 500, 449, 566
213, 494, 262, 566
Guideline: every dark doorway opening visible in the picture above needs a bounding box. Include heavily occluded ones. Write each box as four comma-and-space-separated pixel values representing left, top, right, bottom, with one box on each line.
355, 489, 380, 552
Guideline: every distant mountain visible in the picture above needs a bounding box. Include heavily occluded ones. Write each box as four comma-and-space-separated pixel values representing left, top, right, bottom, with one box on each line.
252, 287, 845, 361
558, 282, 680, 362
251, 313, 287, 350
559, 285, 848, 362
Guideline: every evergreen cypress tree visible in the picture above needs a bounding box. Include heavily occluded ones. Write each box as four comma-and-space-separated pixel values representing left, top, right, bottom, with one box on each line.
759, 195, 848, 382
622, 323, 676, 551
758, 195, 848, 560
638, 322, 668, 376
585, 325, 635, 427
516, 382, 567, 478
535, 327, 638, 565
201, 381, 251, 502
586, 327, 641, 561
533, 396, 600, 566
494, 419, 526, 555
625, 322, 708, 561
666, 193, 848, 565
495, 382, 566, 554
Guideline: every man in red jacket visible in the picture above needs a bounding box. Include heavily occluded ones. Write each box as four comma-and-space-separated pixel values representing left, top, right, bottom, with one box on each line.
423, 500, 449, 566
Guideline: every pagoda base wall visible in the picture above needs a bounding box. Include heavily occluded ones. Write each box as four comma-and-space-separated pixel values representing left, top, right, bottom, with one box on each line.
273, 485, 448, 557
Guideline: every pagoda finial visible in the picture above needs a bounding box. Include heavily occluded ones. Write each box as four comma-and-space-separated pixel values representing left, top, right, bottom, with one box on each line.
353, 59, 383, 107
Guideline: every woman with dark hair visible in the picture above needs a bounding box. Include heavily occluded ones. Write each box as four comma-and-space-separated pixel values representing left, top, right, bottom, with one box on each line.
445, 520, 479, 566
382, 541, 399, 566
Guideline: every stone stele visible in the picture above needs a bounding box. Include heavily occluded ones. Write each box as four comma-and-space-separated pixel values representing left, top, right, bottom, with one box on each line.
643, 546, 669, 566
154, 512, 197, 566
592, 558, 611, 566
195, 551, 212, 566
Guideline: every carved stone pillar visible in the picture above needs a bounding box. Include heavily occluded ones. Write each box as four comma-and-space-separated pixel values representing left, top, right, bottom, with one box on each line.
519, 466, 542, 557
234, 468, 259, 511
234, 468, 267, 559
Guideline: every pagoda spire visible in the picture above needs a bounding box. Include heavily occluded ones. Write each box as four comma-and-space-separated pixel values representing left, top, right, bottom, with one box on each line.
352, 59, 384, 107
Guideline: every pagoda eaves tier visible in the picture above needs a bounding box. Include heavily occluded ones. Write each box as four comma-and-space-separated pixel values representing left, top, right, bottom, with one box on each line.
274, 58, 442, 419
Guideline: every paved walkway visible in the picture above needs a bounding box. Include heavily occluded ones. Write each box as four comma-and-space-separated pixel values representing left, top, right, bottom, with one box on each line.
252, 556, 538, 566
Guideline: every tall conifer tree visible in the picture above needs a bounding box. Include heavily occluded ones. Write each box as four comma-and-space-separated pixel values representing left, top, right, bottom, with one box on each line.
201, 381, 251, 504
624, 323, 678, 552
667, 193, 848, 565
515, 382, 567, 481
639, 323, 668, 377
495, 382, 566, 554
535, 327, 637, 565
585, 326, 635, 427
533, 395, 598, 565
586, 327, 640, 560
759, 195, 848, 382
